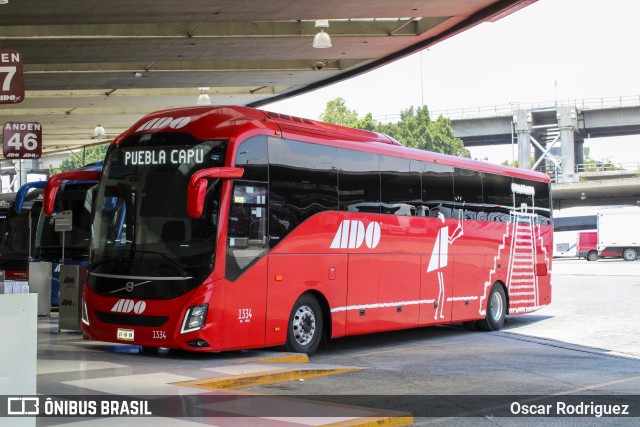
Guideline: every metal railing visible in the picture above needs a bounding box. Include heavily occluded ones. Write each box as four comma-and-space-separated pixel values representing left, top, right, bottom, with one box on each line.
535, 162, 640, 182
370, 95, 640, 122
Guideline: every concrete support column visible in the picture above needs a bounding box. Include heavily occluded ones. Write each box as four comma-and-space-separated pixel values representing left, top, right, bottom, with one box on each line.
557, 106, 578, 181
515, 109, 532, 169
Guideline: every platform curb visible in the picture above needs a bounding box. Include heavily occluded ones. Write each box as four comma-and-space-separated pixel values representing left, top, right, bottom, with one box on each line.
321, 415, 414, 427
175, 367, 362, 390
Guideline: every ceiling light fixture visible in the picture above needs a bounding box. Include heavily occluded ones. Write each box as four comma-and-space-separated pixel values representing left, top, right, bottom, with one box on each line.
197, 87, 211, 106
0, 1, 9, 5
93, 125, 106, 139
313, 20, 332, 49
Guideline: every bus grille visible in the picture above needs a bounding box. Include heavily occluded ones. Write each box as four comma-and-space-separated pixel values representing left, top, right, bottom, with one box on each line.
94, 312, 169, 327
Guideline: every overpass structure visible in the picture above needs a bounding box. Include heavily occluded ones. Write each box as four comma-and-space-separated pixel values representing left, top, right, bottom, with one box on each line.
444, 96, 640, 208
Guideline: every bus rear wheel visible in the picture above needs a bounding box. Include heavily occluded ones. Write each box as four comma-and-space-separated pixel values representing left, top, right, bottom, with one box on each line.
623, 248, 637, 261
478, 284, 506, 331
286, 294, 323, 355
587, 251, 599, 262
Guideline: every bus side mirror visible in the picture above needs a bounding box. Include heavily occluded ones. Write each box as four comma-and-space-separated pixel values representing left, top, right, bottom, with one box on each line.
44, 170, 101, 216
187, 167, 244, 218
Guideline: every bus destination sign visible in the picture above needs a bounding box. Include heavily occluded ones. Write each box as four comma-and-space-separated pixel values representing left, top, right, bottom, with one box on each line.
3, 122, 43, 159
122, 147, 205, 166
0, 50, 25, 104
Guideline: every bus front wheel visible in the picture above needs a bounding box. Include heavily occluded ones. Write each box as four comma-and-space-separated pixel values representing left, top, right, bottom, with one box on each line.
587, 251, 599, 261
478, 284, 506, 331
286, 294, 323, 355
623, 248, 637, 261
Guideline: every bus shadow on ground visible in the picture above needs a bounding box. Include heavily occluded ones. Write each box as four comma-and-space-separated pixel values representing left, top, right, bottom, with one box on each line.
500, 314, 553, 330
322, 325, 472, 354
317, 315, 554, 355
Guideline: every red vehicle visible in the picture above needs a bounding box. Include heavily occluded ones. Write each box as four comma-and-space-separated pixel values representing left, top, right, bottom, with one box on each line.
55, 106, 553, 355
576, 231, 621, 261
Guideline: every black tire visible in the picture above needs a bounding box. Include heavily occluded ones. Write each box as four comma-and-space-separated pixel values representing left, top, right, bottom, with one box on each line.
587, 251, 599, 262
622, 248, 637, 261
478, 283, 507, 331
286, 294, 323, 355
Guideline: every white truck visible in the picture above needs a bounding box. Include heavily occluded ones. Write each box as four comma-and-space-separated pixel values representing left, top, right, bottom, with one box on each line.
597, 208, 640, 261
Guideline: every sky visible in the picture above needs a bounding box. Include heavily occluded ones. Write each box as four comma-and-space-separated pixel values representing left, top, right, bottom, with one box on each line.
265, 0, 640, 165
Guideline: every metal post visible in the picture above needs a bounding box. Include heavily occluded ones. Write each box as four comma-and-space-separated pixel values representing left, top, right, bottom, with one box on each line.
61, 231, 65, 265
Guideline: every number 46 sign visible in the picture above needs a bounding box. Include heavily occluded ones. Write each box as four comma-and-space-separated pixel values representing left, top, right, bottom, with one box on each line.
3, 122, 42, 159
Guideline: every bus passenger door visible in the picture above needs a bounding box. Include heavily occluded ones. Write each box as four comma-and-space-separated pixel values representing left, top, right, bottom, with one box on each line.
223, 182, 269, 350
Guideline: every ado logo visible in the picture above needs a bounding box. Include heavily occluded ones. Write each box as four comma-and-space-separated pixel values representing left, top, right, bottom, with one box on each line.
111, 299, 146, 314
135, 116, 192, 132
330, 220, 381, 249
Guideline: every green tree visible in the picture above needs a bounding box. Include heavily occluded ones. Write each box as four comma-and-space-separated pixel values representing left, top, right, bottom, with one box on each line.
320, 99, 469, 158
319, 98, 361, 128
50, 144, 109, 174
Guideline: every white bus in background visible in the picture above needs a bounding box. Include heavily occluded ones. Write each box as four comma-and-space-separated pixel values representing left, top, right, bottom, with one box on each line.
553, 207, 597, 257
553, 205, 638, 258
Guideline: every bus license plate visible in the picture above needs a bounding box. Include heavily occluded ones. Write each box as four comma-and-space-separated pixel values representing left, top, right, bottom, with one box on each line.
117, 328, 134, 341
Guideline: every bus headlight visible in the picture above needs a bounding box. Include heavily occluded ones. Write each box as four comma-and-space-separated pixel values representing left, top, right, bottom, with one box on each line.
81, 298, 90, 326
181, 304, 208, 334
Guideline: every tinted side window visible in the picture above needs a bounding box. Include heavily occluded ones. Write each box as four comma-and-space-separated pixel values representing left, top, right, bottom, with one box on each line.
269, 138, 338, 246
337, 149, 380, 213
226, 182, 268, 281
453, 168, 483, 207
235, 135, 268, 182
380, 156, 421, 216
512, 178, 551, 224
482, 173, 513, 222
533, 180, 551, 218
421, 162, 454, 218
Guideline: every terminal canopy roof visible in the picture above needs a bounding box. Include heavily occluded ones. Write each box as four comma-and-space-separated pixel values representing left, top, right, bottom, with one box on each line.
0, 0, 535, 157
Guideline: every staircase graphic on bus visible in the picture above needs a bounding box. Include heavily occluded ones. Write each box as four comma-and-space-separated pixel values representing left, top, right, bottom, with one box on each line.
479, 182, 550, 316
505, 210, 538, 311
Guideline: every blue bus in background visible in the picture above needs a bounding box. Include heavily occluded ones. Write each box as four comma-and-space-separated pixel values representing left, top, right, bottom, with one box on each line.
33, 162, 103, 306
0, 183, 45, 281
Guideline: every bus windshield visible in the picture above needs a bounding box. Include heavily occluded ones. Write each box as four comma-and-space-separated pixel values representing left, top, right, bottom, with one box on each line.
35, 183, 95, 262
89, 133, 227, 299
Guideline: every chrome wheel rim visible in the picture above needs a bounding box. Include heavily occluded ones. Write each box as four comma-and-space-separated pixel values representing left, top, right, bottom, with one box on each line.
490, 291, 504, 322
292, 305, 316, 346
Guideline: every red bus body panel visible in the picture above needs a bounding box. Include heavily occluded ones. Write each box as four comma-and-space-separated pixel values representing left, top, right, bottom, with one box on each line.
82, 106, 553, 352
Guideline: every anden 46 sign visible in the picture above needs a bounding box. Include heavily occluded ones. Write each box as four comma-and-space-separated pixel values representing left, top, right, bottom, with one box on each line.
3, 122, 43, 159
0, 50, 25, 104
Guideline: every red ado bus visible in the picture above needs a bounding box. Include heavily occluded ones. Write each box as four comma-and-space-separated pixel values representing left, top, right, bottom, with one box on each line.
66, 106, 552, 354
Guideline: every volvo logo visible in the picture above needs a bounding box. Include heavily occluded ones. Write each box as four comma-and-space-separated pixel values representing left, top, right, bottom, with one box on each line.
108, 279, 151, 294
111, 299, 147, 314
